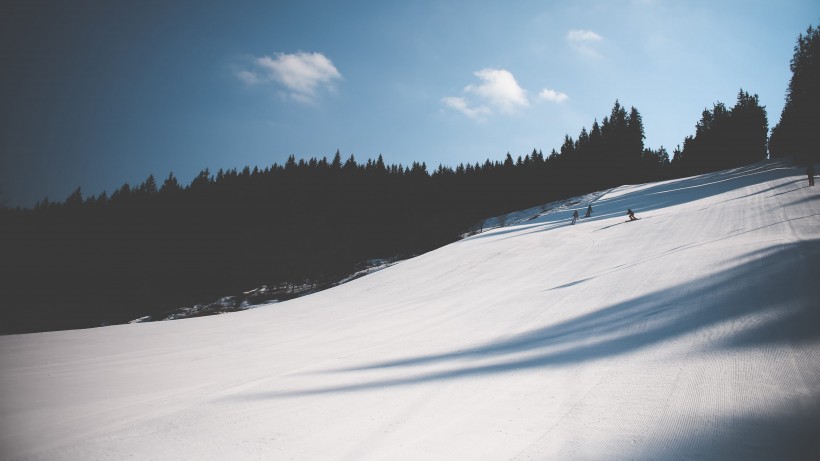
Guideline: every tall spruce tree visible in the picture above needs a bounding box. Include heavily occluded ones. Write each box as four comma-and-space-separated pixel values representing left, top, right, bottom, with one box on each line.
731, 90, 768, 165
770, 24, 820, 161
625, 106, 646, 182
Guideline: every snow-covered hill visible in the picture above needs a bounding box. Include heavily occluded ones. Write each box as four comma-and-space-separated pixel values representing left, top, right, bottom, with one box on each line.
2, 160, 819, 460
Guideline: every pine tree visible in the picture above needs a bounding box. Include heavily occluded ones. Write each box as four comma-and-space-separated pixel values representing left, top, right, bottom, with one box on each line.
189, 169, 211, 191
160, 173, 181, 194
770, 24, 820, 160
331, 150, 343, 170
731, 90, 768, 165
627, 107, 645, 160
576, 127, 590, 155
140, 174, 158, 195
560, 135, 575, 157
65, 187, 83, 207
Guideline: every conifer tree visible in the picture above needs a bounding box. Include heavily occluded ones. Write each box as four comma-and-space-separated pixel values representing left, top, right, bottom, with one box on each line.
140, 174, 158, 195
65, 187, 83, 207
160, 173, 181, 194
331, 150, 343, 169
770, 24, 820, 160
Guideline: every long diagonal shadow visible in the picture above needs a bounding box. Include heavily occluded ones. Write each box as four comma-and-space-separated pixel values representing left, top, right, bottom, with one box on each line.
238, 239, 820, 399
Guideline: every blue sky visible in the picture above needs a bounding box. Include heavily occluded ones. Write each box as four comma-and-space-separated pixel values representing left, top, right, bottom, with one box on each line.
1, 0, 818, 207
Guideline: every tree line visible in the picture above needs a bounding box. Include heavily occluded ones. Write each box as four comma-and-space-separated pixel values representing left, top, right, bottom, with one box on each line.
18, 19, 820, 334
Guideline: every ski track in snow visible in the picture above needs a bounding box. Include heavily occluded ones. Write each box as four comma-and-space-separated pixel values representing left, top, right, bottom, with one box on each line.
2, 159, 820, 460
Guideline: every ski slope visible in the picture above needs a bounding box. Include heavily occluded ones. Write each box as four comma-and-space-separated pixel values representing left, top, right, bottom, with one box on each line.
2, 160, 819, 460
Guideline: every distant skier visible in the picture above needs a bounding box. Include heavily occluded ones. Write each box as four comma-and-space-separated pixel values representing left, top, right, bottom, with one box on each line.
808, 163, 816, 186
627, 209, 637, 221
571, 209, 579, 225
584, 205, 592, 218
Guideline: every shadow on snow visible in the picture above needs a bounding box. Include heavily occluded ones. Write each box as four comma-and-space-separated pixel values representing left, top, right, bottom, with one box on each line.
242, 238, 820, 398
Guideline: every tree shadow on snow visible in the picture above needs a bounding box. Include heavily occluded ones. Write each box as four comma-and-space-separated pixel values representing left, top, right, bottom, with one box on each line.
244, 238, 820, 398
513, 401, 820, 460
625, 407, 820, 461
784, 193, 820, 208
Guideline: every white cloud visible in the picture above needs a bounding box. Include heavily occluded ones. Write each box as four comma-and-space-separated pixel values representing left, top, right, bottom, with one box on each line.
465, 68, 529, 114
443, 68, 530, 119
441, 96, 492, 120
567, 29, 604, 59
538, 88, 569, 103
236, 51, 342, 103
567, 29, 603, 42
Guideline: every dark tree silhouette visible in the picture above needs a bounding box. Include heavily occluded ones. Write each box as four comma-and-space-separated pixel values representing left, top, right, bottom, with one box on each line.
770, 24, 820, 161
673, 90, 767, 175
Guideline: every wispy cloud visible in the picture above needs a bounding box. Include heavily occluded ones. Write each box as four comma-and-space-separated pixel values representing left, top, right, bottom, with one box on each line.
236, 51, 342, 103
567, 29, 604, 59
567, 29, 603, 42
441, 96, 492, 120
235, 69, 262, 86
443, 68, 529, 119
538, 88, 569, 103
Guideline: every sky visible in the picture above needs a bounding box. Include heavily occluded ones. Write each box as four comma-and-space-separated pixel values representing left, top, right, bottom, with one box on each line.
1, 0, 818, 207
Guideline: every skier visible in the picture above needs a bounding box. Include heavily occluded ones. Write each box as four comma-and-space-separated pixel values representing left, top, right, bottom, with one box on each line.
571, 209, 579, 225
627, 209, 637, 221
808, 163, 816, 187
584, 205, 592, 218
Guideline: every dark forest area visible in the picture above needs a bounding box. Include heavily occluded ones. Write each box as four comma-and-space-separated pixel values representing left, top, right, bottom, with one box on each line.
1, 91, 775, 333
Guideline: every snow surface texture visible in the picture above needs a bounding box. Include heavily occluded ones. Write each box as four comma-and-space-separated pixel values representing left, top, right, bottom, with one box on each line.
2, 160, 819, 460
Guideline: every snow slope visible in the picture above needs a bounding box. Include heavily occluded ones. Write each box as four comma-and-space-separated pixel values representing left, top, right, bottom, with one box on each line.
2, 160, 819, 460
